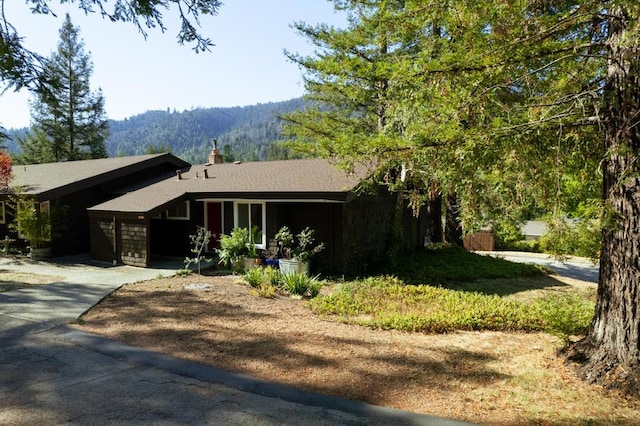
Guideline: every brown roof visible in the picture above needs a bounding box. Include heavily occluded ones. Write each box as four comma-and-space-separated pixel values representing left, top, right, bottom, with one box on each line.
89, 158, 363, 214
10, 154, 189, 199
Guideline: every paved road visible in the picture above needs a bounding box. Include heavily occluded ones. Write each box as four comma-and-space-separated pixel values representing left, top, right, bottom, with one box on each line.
478, 251, 600, 283
0, 255, 471, 426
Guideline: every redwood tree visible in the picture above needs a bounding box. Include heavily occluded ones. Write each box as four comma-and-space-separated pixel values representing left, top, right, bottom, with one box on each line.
287, 0, 640, 391
568, 5, 640, 391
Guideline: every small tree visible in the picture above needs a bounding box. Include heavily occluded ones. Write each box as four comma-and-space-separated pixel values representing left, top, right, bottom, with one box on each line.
0, 151, 12, 192
184, 226, 212, 274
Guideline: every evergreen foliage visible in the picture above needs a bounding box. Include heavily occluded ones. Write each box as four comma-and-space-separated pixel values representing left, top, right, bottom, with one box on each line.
17, 14, 109, 163
6, 98, 306, 164
0, 0, 221, 92
285, 0, 639, 392
105, 98, 304, 163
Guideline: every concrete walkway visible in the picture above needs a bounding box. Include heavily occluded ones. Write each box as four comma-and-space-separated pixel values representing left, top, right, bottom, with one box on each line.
0, 255, 472, 425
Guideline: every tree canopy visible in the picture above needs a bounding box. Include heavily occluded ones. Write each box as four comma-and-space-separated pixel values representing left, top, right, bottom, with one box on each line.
285, 0, 640, 392
18, 14, 109, 163
0, 0, 221, 94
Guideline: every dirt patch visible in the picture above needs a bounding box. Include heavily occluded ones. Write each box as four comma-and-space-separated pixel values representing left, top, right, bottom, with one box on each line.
0, 270, 62, 292
73, 274, 640, 425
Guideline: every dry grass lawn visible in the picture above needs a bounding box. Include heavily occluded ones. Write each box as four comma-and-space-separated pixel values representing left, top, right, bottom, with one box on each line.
0, 271, 62, 292
74, 272, 640, 425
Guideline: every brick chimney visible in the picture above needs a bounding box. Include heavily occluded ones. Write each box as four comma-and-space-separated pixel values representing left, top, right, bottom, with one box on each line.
208, 138, 224, 164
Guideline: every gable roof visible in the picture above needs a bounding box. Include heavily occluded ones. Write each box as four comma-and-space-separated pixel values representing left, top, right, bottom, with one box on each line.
89, 158, 364, 215
9, 153, 189, 200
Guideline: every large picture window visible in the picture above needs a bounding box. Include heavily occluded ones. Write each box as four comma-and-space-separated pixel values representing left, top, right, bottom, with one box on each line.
234, 201, 265, 247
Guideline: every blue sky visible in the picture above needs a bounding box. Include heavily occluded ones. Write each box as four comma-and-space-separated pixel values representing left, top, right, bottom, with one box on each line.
0, 1, 346, 129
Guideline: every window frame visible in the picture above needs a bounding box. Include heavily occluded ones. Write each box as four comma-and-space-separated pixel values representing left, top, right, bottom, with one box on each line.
233, 200, 266, 248
166, 200, 190, 220
0, 201, 5, 224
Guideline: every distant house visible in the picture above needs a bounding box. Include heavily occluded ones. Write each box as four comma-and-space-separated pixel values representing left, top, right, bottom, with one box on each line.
2, 151, 429, 274
0, 154, 189, 256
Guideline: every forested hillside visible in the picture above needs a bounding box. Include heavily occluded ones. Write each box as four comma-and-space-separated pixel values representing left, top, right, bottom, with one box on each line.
107, 97, 304, 163
5, 97, 304, 164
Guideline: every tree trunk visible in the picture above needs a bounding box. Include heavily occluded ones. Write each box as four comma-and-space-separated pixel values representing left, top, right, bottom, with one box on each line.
568, 7, 640, 392
444, 190, 463, 246
425, 192, 443, 244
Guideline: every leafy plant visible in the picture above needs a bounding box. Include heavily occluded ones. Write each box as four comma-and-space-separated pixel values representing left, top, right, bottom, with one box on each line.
249, 283, 277, 298
274, 225, 294, 258
262, 266, 283, 286
274, 225, 325, 262
243, 267, 264, 288
293, 227, 325, 262
13, 202, 50, 249
280, 272, 322, 298
8, 193, 68, 251
216, 227, 251, 270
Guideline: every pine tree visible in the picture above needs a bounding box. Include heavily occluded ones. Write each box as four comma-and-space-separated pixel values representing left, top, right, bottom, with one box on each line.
19, 14, 109, 163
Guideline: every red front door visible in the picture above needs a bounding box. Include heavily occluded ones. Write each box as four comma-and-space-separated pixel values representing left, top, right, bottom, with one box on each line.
206, 202, 223, 250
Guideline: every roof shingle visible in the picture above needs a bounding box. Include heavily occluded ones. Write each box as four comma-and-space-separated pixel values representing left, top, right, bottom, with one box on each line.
89, 158, 362, 214
10, 153, 189, 199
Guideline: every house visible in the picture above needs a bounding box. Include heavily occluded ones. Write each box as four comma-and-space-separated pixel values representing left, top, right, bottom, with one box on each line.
2, 150, 428, 274
88, 150, 428, 274
0, 153, 189, 256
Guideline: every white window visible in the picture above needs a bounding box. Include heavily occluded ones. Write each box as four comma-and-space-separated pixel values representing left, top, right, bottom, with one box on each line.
167, 201, 190, 220
0, 201, 5, 224
234, 201, 266, 248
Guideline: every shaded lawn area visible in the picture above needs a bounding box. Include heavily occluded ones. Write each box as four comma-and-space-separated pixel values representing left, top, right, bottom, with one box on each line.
393, 246, 545, 286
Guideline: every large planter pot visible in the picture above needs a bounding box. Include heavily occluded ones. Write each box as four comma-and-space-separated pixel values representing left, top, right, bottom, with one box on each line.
243, 257, 261, 271
279, 258, 309, 275
30, 247, 52, 261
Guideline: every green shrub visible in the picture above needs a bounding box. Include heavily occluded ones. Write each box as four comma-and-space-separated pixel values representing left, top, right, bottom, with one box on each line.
309, 277, 594, 338
530, 293, 594, 338
280, 272, 322, 298
243, 267, 264, 288
539, 217, 601, 260
250, 283, 277, 298
262, 266, 282, 286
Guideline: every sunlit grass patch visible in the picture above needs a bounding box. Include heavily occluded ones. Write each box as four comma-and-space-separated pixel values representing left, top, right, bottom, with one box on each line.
309, 276, 593, 338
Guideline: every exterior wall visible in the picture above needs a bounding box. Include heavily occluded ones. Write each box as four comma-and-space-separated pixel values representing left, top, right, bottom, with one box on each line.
90, 215, 149, 267
342, 190, 429, 276
265, 202, 343, 274
90, 217, 115, 263
119, 219, 149, 267
150, 200, 203, 258
342, 193, 396, 275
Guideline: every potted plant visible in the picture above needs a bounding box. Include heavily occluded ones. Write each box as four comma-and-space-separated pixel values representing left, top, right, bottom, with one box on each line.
12, 201, 52, 260
245, 225, 263, 269
275, 226, 325, 275
216, 227, 260, 272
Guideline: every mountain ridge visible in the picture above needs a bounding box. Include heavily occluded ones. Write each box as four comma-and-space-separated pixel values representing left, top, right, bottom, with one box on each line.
4, 97, 304, 164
